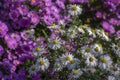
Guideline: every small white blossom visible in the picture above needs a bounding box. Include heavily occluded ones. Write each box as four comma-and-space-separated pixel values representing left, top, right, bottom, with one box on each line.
68, 4, 82, 16
69, 69, 83, 80
36, 57, 50, 71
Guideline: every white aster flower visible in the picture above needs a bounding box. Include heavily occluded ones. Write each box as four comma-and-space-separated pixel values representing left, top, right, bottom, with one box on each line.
67, 27, 77, 38
96, 29, 110, 41
28, 64, 39, 75
69, 69, 83, 80
67, 58, 80, 70
60, 53, 74, 66
33, 46, 45, 57
99, 55, 112, 70
68, 4, 82, 16
53, 59, 63, 72
111, 44, 120, 57
108, 76, 116, 80
80, 45, 91, 57
91, 43, 103, 56
48, 37, 61, 50
25, 29, 35, 39
36, 57, 50, 71
77, 26, 85, 34
86, 27, 96, 38
48, 23, 59, 29
83, 68, 96, 74
85, 54, 97, 67
109, 64, 120, 76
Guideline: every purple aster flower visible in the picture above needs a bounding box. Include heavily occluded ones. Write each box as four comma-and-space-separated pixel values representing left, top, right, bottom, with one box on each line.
9, 10, 19, 21
69, 0, 89, 3
50, 6, 59, 14
19, 17, 31, 27
4, 34, 18, 49
2, 58, 16, 73
10, 33, 21, 42
28, 11, 40, 25
44, 0, 52, 7
0, 71, 3, 79
96, 11, 103, 18
18, 5, 29, 15
11, 1, 21, 10
0, 45, 4, 56
0, 21, 8, 37
32, 74, 41, 80
102, 21, 115, 34
56, 0, 65, 9
109, 18, 119, 26
30, 0, 38, 6
116, 30, 120, 38
17, 69, 26, 80
42, 15, 54, 25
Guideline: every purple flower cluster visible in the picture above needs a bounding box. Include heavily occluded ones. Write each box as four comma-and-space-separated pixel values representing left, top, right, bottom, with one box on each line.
0, 0, 120, 79
94, 0, 120, 35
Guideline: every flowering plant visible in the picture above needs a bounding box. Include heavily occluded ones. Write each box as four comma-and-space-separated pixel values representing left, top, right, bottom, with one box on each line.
0, 0, 120, 80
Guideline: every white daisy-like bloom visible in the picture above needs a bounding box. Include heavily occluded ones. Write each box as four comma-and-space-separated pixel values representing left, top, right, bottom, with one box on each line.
28, 64, 39, 75
80, 45, 91, 57
33, 46, 45, 57
60, 53, 74, 66
69, 69, 83, 80
68, 4, 82, 16
85, 54, 97, 67
77, 26, 85, 34
83, 68, 96, 74
91, 43, 103, 56
108, 76, 116, 80
48, 23, 60, 29
96, 29, 110, 41
25, 29, 35, 39
48, 37, 61, 50
53, 59, 63, 72
111, 44, 120, 57
99, 55, 112, 70
67, 58, 80, 70
109, 64, 120, 76
86, 27, 96, 38
36, 57, 50, 71
58, 20, 65, 26
67, 27, 77, 38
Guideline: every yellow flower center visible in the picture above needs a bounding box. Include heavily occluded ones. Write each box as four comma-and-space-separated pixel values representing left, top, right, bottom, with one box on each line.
70, 59, 75, 64
70, 30, 75, 34
66, 56, 71, 61
91, 29, 95, 33
36, 47, 41, 52
89, 57, 94, 62
105, 32, 109, 36
85, 48, 90, 53
56, 64, 60, 68
72, 6, 77, 11
98, 43, 102, 47
51, 23, 56, 27
94, 47, 99, 52
89, 70, 94, 74
26, 31, 30, 35
39, 61, 44, 65
72, 70, 78, 75
53, 40, 58, 45
32, 67, 35, 71
115, 46, 119, 50
113, 67, 118, 71
101, 58, 107, 63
